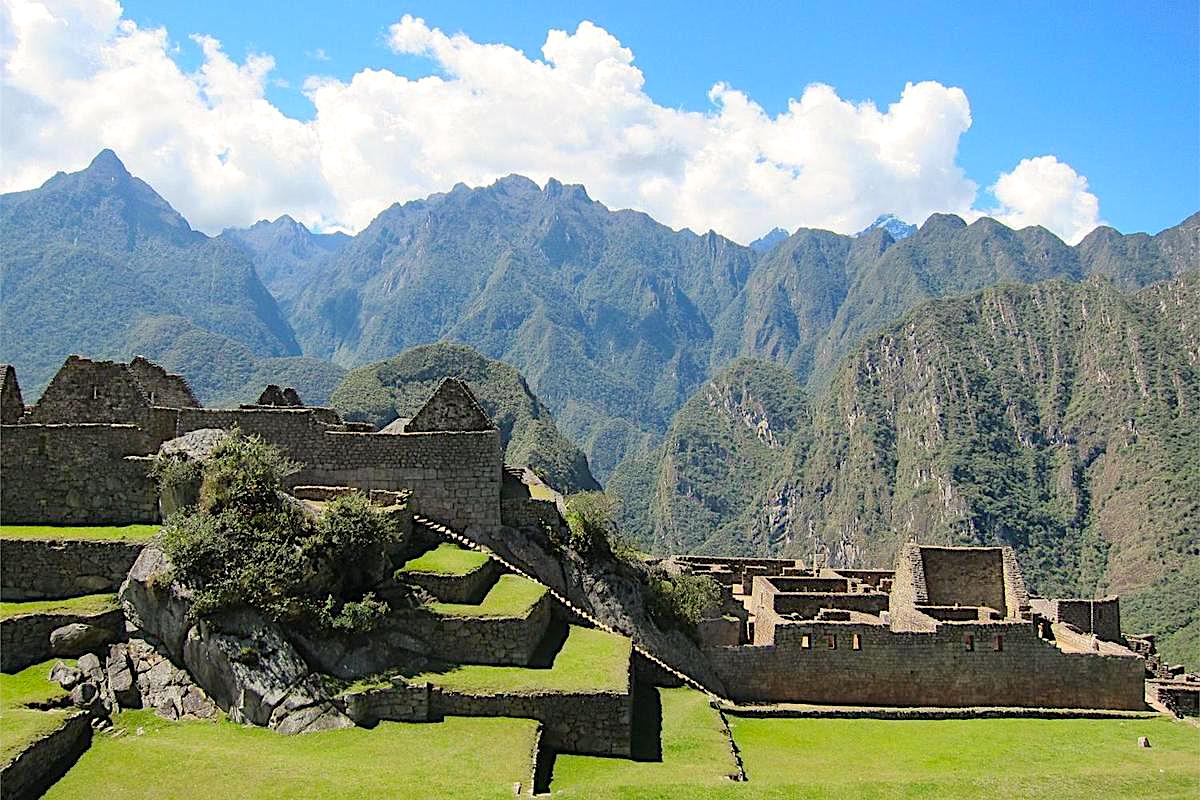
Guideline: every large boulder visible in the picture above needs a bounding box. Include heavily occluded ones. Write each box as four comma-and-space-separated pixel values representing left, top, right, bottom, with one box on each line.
182, 609, 351, 733
119, 545, 194, 663
50, 622, 118, 656
155, 428, 227, 516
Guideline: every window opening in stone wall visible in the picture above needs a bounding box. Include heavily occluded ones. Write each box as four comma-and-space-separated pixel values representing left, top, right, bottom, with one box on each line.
963, 634, 974, 651
92, 385, 98, 400
800, 635, 810, 649
852, 633, 861, 650
150, 391, 156, 404
826, 634, 837, 650
993, 635, 1003, 652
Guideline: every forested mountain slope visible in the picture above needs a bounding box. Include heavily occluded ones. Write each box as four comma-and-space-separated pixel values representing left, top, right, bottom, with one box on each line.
645, 273, 1200, 667
331, 342, 600, 493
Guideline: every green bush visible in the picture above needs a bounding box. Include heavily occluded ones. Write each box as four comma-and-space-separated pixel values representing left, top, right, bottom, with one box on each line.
562, 491, 621, 554
161, 434, 400, 635
197, 431, 299, 514
646, 572, 721, 631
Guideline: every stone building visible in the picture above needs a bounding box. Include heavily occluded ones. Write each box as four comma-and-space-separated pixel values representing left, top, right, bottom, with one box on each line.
1, 360, 502, 531
0, 363, 24, 424
683, 543, 1147, 710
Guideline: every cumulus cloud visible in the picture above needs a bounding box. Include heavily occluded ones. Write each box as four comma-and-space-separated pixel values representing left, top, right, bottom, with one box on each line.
0, 2, 1104, 245
988, 156, 1103, 244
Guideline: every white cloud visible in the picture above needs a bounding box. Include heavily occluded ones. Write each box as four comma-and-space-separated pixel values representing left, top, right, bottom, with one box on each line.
988, 156, 1103, 244
0, 3, 1104, 245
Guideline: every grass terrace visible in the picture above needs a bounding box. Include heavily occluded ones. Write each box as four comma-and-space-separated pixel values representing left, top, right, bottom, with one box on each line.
417, 625, 630, 695
44, 710, 541, 799
1, 659, 74, 765
430, 574, 546, 618
0, 593, 119, 621
398, 543, 490, 576
552, 687, 738, 796
0, 524, 160, 542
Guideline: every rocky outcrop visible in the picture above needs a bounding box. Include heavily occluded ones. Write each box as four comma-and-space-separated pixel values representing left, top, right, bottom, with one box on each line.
182, 610, 351, 733
118, 545, 352, 733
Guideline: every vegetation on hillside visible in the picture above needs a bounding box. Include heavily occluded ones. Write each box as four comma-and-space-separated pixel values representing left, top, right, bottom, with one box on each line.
639, 274, 1200, 668
331, 342, 599, 493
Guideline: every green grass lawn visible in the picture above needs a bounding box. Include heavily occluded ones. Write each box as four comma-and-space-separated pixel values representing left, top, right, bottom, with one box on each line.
398, 542, 490, 576
0, 593, 119, 620
43, 709, 540, 800
0, 524, 160, 542
1, 659, 74, 764
430, 574, 547, 618
418, 625, 631, 695
529, 483, 558, 501
550, 708, 1199, 800
552, 687, 738, 796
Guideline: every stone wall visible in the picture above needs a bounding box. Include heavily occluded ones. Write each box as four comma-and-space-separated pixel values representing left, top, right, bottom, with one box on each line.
0, 710, 91, 800
708, 619, 1146, 710
430, 683, 632, 757
1035, 597, 1123, 642
340, 682, 430, 726
127, 356, 198, 409
401, 560, 499, 604
0, 425, 158, 525
919, 547, 1007, 614
410, 592, 552, 666
0, 538, 147, 600
0, 606, 123, 672
169, 408, 503, 531
772, 592, 890, 620
1, 364, 24, 424
27, 357, 152, 425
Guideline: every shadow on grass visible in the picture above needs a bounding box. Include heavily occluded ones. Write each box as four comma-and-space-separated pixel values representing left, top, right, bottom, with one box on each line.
525, 616, 570, 669
630, 684, 663, 762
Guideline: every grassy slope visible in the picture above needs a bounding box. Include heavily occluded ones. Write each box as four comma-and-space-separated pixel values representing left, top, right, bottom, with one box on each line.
1, 660, 74, 765
0, 593, 118, 620
0, 524, 159, 541
398, 543, 489, 576
552, 687, 737, 796
44, 710, 540, 800
430, 575, 547, 618
417, 625, 630, 695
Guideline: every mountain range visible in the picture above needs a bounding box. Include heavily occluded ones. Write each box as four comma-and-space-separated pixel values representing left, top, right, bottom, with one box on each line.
2, 151, 1196, 665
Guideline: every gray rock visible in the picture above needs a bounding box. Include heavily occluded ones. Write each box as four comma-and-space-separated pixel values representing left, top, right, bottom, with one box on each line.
70, 681, 97, 707
50, 660, 83, 690
269, 693, 353, 734
120, 546, 194, 662
182, 609, 321, 729
50, 622, 117, 656
105, 644, 140, 708
77, 652, 104, 682
156, 429, 226, 516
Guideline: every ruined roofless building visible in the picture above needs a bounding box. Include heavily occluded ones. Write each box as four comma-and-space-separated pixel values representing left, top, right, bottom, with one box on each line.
681, 543, 1146, 710
1, 358, 503, 532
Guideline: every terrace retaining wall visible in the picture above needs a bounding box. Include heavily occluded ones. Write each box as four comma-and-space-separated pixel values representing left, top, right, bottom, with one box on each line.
0, 710, 91, 800
0, 606, 123, 672
708, 620, 1145, 709
0, 539, 146, 601
430, 683, 632, 757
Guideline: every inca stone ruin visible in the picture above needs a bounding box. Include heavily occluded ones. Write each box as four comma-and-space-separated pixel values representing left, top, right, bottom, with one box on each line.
1, 355, 1196, 799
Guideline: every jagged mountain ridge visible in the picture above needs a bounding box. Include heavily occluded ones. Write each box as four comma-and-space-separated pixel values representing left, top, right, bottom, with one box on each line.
0, 150, 302, 394
277, 169, 1198, 482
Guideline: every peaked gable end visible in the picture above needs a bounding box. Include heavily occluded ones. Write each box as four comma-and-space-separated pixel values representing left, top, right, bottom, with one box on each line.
404, 378, 494, 432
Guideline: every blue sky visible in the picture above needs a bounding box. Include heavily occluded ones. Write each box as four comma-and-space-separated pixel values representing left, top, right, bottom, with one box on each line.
117, 0, 1200, 236
3, 1, 1196, 240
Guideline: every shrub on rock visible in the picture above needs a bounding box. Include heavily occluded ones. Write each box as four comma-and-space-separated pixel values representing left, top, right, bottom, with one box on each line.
160, 430, 402, 635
